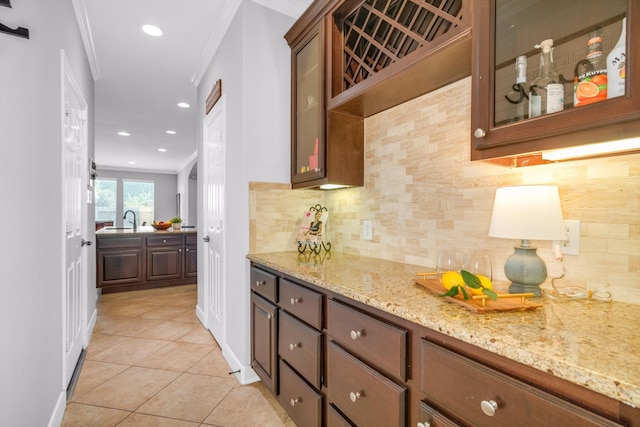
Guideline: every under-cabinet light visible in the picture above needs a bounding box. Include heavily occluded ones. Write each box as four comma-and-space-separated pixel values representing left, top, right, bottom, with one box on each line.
319, 184, 351, 190
542, 138, 640, 161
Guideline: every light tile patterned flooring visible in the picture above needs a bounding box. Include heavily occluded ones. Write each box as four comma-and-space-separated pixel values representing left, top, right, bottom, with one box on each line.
63, 284, 295, 426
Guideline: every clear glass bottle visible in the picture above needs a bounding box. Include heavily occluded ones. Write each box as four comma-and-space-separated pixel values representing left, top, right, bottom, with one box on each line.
607, 17, 626, 99
529, 39, 564, 118
574, 28, 607, 107
504, 55, 528, 122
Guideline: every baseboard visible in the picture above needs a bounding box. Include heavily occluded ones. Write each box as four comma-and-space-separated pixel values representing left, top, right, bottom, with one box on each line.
86, 307, 97, 346
221, 343, 259, 385
47, 390, 66, 427
195, 304, 206, 326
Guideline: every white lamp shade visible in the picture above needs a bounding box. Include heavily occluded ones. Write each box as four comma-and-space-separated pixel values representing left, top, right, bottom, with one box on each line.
488, 185, 567, 241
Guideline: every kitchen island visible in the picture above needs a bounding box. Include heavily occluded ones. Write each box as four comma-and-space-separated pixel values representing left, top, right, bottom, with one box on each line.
247, 251, 639, 426
96, 227, 197, 293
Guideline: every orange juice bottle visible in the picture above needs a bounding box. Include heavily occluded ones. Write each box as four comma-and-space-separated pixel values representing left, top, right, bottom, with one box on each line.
574, 29, 607, 107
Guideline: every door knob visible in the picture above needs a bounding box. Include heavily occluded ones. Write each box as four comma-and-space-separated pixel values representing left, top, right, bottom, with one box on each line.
81, 239, 93, 247
203, 236, 210, 242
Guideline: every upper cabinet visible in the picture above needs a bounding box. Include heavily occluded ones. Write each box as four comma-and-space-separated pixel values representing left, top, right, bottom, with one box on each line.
471, 0, 640, 162
286, 0, 473, 189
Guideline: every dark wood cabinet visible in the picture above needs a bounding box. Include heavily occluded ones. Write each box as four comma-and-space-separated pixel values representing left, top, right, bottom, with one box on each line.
471, 0, 640, 161
250, 259, 640, 427
96, 237, 144, 287
250, 292, 278, 395
96, 232, 197, 293
286, 18, 364, 189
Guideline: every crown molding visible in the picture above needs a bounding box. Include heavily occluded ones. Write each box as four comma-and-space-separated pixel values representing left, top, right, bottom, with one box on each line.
191, 0, 242, 87
71, 0, 101, 81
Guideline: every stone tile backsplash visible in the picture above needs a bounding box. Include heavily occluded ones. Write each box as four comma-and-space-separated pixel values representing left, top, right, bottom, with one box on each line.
249, 77, 640, 304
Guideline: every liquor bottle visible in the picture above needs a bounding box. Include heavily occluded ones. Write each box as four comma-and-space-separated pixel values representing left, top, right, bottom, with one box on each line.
574, 28, 607, 107
504, 55, 528, 122
529, 39, 564, 118
607, 17, 626, 99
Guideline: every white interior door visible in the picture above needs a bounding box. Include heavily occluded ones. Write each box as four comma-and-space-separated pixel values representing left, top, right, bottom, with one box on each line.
203, 97, 226, 346
61, 51, 88, 388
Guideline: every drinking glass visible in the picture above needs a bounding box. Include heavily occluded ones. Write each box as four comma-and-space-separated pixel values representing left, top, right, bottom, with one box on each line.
463, 253, 492, 280
436, 251, 464, 274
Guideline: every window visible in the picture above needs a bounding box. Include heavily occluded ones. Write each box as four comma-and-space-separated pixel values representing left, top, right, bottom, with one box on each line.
95, 179, 116, 223
123, 180, 154, 226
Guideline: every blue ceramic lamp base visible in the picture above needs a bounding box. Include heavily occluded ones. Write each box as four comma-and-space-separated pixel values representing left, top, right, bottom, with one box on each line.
504, 244, 548, 297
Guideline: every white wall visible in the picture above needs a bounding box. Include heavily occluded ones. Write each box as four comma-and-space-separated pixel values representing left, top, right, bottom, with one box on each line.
0, 1, 94, 425
176, 157, 197, 226
196, 0, 293, 375
97, 168, 179, 225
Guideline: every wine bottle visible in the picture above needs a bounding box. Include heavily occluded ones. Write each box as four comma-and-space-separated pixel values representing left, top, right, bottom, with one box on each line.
529, 39, 564, 118
607, 17, 626, 99
574, 28, 607, 107
504, 55, 528, 122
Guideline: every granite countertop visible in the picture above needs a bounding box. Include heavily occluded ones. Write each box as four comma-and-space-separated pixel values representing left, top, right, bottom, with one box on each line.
247, 251, 640, 409
96, 227, 196, 236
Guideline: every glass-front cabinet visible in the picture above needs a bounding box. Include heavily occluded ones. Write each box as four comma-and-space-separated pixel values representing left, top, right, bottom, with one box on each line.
471, 0, 640, 161
291, 24, 325, 186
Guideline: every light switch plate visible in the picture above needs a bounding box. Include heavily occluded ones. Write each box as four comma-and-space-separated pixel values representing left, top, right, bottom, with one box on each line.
362, 220, 372, 241
552, 219, 580, 256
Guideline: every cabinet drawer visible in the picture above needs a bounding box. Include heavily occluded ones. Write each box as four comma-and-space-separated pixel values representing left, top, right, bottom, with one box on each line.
279, 311, 322, 389
420, 339, 623, 427
97, 237, 143, 249
327, 299, 407, 380
327, 404, 355, 427
184, 234, 197, 245
279, 279, 323, 329
250, 266, 277, 303
146, 235, 182, 247
278, 359, 322, 427
418, 401, 462, 427
327, 341, 406, 427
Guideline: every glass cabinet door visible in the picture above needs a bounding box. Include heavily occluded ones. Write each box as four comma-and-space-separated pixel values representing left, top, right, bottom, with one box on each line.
472, 0, 638, 159
292, 26, 324, 184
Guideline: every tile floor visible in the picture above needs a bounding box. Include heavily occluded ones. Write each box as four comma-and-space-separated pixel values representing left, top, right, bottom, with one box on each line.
62, 284, 296, 426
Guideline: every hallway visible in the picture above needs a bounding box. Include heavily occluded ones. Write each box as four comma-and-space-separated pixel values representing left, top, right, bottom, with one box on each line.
62, 285, 295, 426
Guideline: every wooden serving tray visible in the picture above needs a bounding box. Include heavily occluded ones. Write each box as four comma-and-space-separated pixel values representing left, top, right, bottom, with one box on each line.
415, 278, 543, 313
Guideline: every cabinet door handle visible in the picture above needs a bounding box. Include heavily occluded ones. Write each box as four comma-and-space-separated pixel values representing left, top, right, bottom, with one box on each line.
185, 248, 189, 252
349, 391, 361, 402
290, 297, 300, 305
289, 343, 299, 351
290, 397, 301, 407
480, 399, 498, 416
350, 330, 362, 340
255, 280, 266, 287
474, 128, 486, 138
266, 313, 273, 320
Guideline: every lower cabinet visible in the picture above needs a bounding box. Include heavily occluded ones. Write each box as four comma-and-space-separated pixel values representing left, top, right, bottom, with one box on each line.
249, 261, 639, 427
96, 233, 197, 293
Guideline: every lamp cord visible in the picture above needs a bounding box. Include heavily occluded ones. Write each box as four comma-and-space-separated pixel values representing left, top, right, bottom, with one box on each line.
543, 260, 613, 302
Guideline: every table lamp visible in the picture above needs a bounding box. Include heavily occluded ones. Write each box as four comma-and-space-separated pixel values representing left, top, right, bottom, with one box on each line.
488, 185, 567, 296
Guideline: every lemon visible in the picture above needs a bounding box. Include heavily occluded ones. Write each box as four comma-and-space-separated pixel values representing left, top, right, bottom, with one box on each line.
468, 275, 493, 295
441, 272, 464, 290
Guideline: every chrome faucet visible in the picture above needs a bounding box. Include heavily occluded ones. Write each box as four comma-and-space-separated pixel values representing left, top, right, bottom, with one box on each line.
123, 210, 137, 231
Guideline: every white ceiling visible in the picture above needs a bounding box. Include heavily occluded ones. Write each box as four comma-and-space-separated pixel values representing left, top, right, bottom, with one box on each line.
78, 0, 311, 174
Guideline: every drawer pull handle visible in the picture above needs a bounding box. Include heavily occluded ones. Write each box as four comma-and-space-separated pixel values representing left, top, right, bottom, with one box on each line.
350, 330, 362, 340
267, 313, 273, 320
289, 343, 299, 351
349, 391, 361, 402
290, 397, 301, 407
290, 297, 300, 305
255, 280, 266, 287
480, 399, 498, 416
417, 423, 431, 427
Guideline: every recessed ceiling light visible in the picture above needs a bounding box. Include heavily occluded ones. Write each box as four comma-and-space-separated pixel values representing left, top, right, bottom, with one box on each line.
165, 130, 176, 135
128, 161, 136, 165
158, 148, 167, 152
141, 24, 163, 37
117, 131, 130, 136
177, 102, 190, 108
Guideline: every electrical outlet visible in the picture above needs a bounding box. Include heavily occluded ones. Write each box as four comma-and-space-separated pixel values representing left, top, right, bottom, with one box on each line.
552, 219, 580, 256
362, 220, 372, 241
